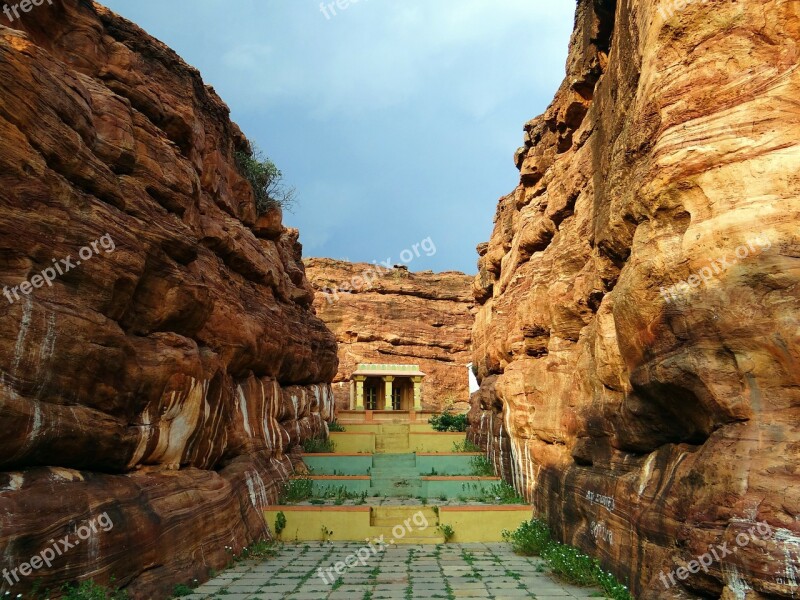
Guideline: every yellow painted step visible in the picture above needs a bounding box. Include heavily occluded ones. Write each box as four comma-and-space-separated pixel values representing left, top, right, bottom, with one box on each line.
369, 527, 444, 544
370, 506, 439, 523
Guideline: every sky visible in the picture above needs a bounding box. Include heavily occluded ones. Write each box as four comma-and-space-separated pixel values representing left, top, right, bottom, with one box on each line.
99, 0, 575, 274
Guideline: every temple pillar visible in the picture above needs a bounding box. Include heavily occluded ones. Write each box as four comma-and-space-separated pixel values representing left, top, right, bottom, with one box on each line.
354, 375, 366, 410
412, 376, 423, 411
383, 376, 394, 410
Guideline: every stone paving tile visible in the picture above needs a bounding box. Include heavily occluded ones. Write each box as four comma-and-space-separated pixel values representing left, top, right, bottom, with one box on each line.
189, 542, 610, 599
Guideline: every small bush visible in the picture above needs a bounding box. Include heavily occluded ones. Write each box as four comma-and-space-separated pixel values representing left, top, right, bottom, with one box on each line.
279, 476, 313, 503
484, 481, 526, 504
451, 439, 482, 453
238, 540, 278, 561
328, 420, 346, 432
234, 145, 296, 215
542, 543, 599, 586
595, 567, 636, 600
302, 437, 335, 453
275, 511, 287, 537
502, 519, 552, 556
321, 525, 334, 543
438, 524, 455, 542
60, 580, 129, 599
172, 583, 194, 597
470, 455, 495, 476
429, 411, 468, 432
502, 520, 633, 600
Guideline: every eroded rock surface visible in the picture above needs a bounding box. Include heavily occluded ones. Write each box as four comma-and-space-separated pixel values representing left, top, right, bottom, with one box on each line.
0, 2, 337, 597
469, 0, 800, 598
305, 258, 474, 413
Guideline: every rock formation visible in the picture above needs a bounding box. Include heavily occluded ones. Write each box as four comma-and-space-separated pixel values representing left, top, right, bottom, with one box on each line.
305, 258, 474, 413
0, 1, 337, 597
469, 0, 800, 598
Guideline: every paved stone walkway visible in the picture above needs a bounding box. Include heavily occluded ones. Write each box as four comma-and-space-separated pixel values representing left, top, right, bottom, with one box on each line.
184, 542, 609, 599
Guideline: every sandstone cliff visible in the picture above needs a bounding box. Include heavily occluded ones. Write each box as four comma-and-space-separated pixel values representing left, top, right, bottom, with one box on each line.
305, 258, 474, 413
469, 0, 800, 598
0, 1, 337, 597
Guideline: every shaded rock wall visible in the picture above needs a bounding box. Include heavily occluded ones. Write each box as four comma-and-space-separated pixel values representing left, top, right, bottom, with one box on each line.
469, 0, 800, 598
305, 258, 474, 413
0, 1, 337, 597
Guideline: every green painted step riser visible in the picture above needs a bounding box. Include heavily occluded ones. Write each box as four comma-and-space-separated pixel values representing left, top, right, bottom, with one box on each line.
370, 481, 421, 486
371, 453, 415, 458
371, 466, 417, 470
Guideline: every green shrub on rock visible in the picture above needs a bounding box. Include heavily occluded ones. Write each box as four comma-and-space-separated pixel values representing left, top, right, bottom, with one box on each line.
234, 144, 296, 215
429, 411, 468, 432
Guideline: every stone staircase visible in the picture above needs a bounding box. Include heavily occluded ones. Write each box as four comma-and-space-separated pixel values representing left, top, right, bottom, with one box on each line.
370, 453, 420, 497
369, 506, 444, 544
374, 423, 410, 453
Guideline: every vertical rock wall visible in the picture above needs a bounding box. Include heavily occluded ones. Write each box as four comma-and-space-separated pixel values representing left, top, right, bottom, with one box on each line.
0, 1, 338, 597
469, 0, 800, 598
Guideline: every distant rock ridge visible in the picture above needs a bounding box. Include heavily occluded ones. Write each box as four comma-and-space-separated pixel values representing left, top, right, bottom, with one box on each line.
305, 257, 475, 413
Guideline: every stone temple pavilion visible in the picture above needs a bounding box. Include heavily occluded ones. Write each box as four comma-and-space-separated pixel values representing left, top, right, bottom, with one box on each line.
349, 364, 425, 412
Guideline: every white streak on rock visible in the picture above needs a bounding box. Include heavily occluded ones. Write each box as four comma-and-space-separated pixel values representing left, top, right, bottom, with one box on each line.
12, 297, 33, 377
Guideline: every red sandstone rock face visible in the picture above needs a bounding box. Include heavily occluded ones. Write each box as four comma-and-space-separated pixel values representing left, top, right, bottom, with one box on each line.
305, 258, 474, 413
0, 2, 337, 597
469, 0, 800, 598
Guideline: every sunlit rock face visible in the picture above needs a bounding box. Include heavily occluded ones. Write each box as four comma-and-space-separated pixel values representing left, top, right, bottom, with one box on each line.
0, 1, 337, 597
469, 0, 800, 597
305, 258, 475, 413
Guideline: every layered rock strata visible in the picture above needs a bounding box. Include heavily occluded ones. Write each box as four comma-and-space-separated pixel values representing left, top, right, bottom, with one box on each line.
469, 0, 800, 598
0, 2, 337, 597
305, 258, 474, 413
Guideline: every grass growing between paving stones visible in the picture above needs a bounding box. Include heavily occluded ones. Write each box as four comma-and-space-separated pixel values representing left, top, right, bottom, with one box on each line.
234, 540, 279, 561
504, 519, 633, 600
194, 542, 613, 600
